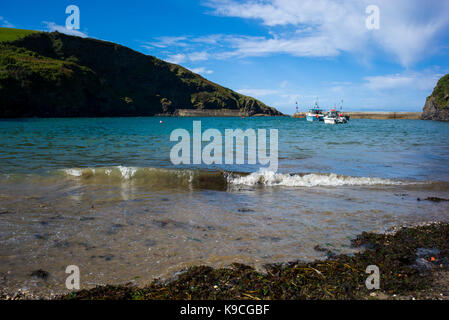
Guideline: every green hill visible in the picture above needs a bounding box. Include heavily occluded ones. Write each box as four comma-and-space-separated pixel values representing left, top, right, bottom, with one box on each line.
0, 27, 38, 43
0, 27, 282, 117
422, 74, 449, 121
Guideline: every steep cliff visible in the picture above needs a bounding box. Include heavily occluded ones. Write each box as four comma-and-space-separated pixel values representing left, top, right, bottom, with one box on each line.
422, 74, 449, 121
0, 28, 282, 117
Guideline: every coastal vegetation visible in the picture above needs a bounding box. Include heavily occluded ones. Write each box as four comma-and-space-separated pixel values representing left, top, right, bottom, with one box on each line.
58, 222, 449, 300
0, 27, 282, 117
422, 74, 449, 121
0, 27, 38, 43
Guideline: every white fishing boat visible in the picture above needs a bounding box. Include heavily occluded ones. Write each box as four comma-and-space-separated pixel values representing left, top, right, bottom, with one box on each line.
324, 109, 347, 124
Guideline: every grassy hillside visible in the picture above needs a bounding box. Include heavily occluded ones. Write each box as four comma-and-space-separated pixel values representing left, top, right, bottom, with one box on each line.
430, 74, 449, 109
0, 27, 39, 43
422, 74, 449, 121
0, 28, 282, 117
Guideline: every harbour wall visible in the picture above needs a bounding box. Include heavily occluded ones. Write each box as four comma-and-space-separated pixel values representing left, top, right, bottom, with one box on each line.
292, 112, 422, 119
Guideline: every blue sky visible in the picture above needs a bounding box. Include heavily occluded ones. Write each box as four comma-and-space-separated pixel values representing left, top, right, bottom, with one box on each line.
1, 0, 449, 113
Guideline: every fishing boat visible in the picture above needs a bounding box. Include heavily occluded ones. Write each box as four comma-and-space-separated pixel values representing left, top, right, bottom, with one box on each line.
324, 109, 348, 124
337, 113, 348, 123
306, 102, 325, 122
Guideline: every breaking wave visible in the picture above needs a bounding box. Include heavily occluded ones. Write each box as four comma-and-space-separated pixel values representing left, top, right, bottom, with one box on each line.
61, 166, 228, 189
58, 166, 419, 189
228, 170, 407, 187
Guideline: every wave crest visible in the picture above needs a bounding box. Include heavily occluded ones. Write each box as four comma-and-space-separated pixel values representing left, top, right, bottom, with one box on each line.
228, 170, 405, 187
61, 166, 228, 189
61, 167, 415, 189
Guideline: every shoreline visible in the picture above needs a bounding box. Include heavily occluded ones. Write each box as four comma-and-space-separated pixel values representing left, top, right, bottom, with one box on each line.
292, 112, 422, 119
156, 108, 288, 117
0, 111, 425, 119
58, 221, 449, 300
3, 221, 448, 300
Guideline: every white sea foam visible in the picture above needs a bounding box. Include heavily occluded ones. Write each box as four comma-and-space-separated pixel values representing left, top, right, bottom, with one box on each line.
64, 168, 83, 177
118, 166, 137, 179
229, 170, 405, 187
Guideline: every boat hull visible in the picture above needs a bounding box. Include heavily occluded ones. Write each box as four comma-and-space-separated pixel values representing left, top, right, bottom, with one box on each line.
324, 117, 337, 124
306, 114, 324, 122
324, 116, 348, 124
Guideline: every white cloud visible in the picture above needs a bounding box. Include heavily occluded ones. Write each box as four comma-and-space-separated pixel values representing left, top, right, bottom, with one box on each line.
166, 53, 187, 64
364, 72, 443, 91
188, 51, 209, 62
146, 32, 343, 64
142, 1, 448, 68
364, 74, 415, 90
0, 16, 14, 28
191, 34, 223, 44
205, 0, 449, 66
190, 67, 214, 75
144, 39, 211, 63
143, 36, 188, 48
370, 0, 449, 66
43, 21, 88, 38
227, 35, 340, 58
161, 50, 211, 64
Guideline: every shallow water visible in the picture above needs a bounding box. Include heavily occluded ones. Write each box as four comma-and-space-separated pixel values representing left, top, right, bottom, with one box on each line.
0, 117, 448, 296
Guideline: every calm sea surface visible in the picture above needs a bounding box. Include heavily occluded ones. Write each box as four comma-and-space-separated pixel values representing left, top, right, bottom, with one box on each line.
0, 117, 448, 296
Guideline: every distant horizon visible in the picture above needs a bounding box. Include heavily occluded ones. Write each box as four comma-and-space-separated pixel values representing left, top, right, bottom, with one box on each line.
1, 0, 448, 113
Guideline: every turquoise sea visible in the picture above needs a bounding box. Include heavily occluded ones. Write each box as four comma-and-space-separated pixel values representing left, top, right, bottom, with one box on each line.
0, 117, 448, 179
0, 117, 448, 296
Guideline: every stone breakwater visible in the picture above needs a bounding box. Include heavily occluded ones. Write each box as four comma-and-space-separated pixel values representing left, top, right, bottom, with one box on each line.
175, 109, 246, 117
157, 109, 286, 117
292, 112, 422, 119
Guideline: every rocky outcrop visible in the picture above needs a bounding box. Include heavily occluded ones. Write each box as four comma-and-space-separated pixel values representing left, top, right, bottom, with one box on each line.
422, 74, 449, 121
422, 97, 449, 121
0, 29, 282, 117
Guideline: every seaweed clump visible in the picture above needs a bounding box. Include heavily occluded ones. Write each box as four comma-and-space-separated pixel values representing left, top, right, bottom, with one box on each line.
60, 223, 449, 300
